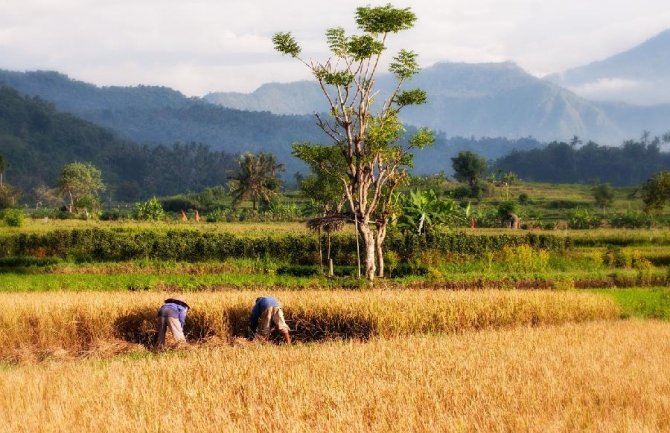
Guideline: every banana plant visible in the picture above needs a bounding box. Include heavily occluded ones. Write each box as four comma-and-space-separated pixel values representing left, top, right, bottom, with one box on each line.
393, 189, 464, 234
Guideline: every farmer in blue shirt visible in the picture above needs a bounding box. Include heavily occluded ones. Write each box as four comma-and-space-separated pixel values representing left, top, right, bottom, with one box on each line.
250, 296, 291, 343
156, 298, 190, 347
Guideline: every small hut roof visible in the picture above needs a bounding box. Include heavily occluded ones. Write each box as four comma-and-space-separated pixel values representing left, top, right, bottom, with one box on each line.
306, 214, 349, 233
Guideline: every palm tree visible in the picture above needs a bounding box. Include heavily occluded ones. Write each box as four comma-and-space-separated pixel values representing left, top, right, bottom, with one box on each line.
228, 153, 283, 210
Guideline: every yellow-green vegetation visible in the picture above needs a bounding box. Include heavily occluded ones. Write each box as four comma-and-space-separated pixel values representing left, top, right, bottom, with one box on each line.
0, 219, 320, 236
2, 321, 669, 433
591, 287, 670, 320
0, 290, 618, 362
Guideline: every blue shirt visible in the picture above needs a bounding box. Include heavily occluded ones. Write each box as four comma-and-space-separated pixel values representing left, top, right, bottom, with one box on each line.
250, 296, 281, 332
162, 302, 188, 328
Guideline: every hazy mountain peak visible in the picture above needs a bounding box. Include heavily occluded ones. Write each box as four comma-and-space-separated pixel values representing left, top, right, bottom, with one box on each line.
546, 28, 670, 105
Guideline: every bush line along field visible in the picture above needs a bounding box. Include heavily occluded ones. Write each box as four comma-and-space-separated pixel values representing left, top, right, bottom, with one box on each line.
3, 321, 669, 433
0, 227, 567, 262
0, 290, 618, 362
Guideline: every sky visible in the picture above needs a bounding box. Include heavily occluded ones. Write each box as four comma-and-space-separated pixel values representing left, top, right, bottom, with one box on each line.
0, 0, 668, 96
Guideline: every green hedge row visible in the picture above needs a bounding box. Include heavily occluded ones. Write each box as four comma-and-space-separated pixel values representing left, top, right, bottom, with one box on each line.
0, 229, 568, 263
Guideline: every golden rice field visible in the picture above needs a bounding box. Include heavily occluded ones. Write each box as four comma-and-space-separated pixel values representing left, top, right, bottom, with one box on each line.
0, 290, 618, 362
2, 320, 669, 433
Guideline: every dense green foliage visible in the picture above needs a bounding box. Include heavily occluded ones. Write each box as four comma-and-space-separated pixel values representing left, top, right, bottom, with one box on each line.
0, 86, 237, 202
493, 135, 670, 186
451, 151, 488, 187
133, 197, 166, 221
2, 209, 24, 227
0, 228, 567, 263
57, 162, 105, 212
394, 190, 463, 234
641, 171, 670, 212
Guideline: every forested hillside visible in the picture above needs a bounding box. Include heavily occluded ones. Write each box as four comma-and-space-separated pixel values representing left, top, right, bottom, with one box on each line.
0, 86, 237, 201
0, 70, 325, 175
493, 134, 670, 185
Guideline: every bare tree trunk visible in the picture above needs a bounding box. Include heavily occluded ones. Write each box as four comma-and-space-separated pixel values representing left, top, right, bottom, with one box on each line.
68, 191, 74, 213
317, 228, 323, 274
357, 218, 376, 282
327, 232, 333, 277
375, 221, 387, 278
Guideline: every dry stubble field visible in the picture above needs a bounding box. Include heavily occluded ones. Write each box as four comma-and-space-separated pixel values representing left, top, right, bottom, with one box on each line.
1, 320, 669, 433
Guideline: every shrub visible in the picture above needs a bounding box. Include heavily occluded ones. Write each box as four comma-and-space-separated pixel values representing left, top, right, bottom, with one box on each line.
567, 208, 601, 229
499, 244, 549, 273
160, 196, 201, 213
133, 197, 166, 221
602, 246, 649, 269
497, 201, 519, 218
518, 193, 530, 205
3, 209, 24, 227
100, 208, 131, 221
608, 211, 654, 229
472, 207, 499, 228
205, 208, 231, 223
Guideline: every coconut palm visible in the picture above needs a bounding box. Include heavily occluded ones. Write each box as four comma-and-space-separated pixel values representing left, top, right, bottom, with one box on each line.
228, 153, 283, 210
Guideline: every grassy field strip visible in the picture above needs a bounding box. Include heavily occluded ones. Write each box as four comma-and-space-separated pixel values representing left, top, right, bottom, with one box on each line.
3, 218, 669, 236
590, 287, 670, 320
1, 268, 667, 292
0, 272, 334, 291
0, 290, 618, 361
0, 220, 319, 236
1, 321, 668, 432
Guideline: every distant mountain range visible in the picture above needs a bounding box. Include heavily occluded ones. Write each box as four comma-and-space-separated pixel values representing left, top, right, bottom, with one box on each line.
546, 29, 670, 105
205, 30, 670, 142
205, 59, 669, 144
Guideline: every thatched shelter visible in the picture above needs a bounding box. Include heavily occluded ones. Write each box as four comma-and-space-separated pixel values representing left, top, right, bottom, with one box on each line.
306, 214, 349, 276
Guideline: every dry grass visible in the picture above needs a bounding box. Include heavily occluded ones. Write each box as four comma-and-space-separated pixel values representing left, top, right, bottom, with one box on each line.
0, 290, 618, 362
1, 320, 669, 433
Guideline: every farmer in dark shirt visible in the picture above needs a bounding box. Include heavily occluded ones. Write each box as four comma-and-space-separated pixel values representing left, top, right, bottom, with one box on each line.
249, 296, 291, 343
156, 298, 189, 347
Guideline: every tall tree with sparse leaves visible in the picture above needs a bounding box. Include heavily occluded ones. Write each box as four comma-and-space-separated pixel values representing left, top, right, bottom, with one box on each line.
273, 4, 434, 281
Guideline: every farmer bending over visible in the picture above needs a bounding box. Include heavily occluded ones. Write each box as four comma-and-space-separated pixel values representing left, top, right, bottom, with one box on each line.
156, 298, 190, 347
250, 296, 291, 344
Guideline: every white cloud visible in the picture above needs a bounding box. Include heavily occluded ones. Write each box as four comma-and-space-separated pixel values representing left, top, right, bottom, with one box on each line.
570, 78, 641, 94
0, 0, 669, 95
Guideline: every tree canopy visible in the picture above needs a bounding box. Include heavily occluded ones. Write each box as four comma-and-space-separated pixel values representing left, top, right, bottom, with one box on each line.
57, 162, 105, 213
451, 151, 488, 187
641, 171, 670, 213
493, 134, 670, 186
